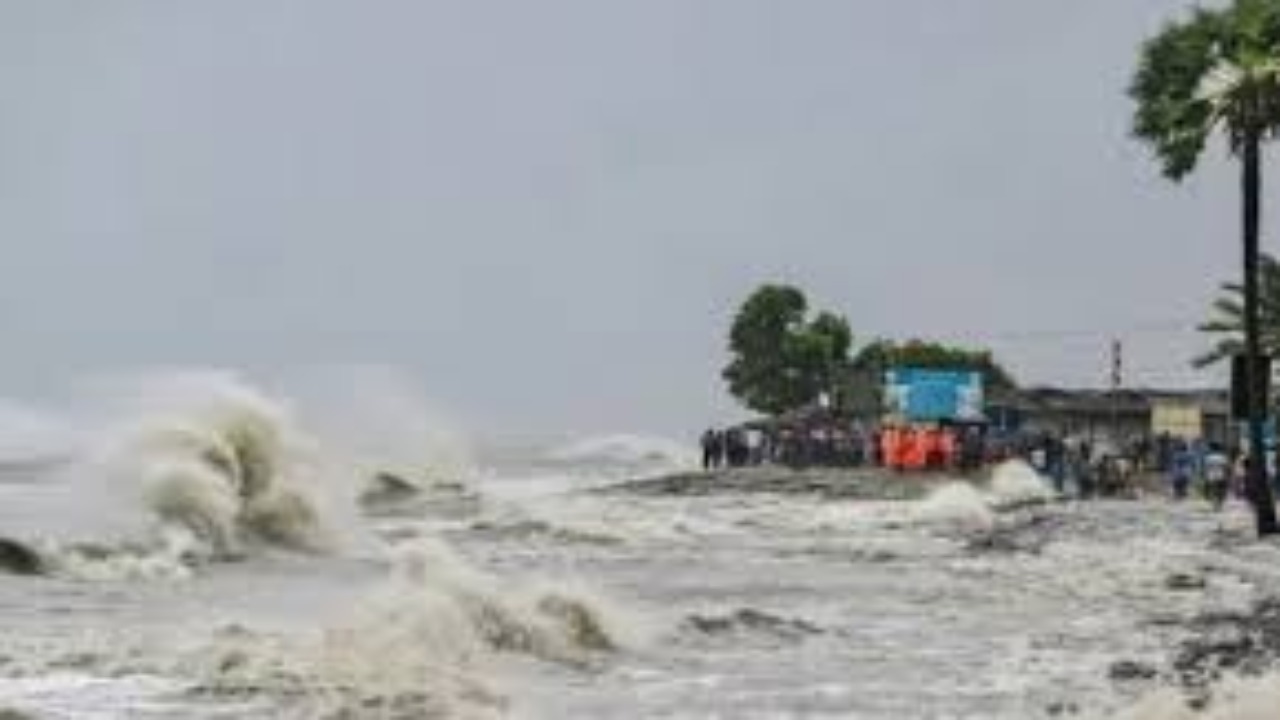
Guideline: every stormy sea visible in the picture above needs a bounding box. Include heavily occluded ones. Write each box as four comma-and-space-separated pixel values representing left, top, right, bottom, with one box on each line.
3, 371, 1280, 719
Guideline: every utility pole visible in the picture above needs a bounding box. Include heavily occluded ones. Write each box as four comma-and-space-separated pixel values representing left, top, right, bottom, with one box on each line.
1110, 339, 1123, 446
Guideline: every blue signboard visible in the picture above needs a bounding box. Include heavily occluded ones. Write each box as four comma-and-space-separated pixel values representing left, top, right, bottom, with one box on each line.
884, 368, 984, 422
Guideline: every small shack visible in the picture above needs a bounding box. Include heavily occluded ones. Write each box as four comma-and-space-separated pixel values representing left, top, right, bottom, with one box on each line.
985, 387, 1231, 445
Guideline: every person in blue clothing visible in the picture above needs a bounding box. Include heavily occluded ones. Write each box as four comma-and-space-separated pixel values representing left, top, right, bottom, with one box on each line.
1170, 440, 1194, 500
1204, 443, 1230, 511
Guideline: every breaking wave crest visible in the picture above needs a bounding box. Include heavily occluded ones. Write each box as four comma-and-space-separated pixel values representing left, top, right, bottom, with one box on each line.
87, 373, 337, 563
911, 461, 1053, 532
33, 528, 209, 582
387, 538, 635, 661
987, 460, 1057, 508
185, 538, 633, 718
912, 482, 997, 531
0, 371, 358, 580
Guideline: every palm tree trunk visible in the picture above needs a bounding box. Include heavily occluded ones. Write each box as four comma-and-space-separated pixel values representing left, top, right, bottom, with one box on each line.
1243, 132, 1279, 536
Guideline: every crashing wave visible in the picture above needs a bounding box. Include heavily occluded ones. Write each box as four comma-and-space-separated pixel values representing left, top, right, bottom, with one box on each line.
986, 460, 1057, 509
183, 538, 633, 718
911, 461, 1053, 532
912, 483, 997, 531
388, 539, 632, 662
0, 372, 349, 580
95, 372, 335, 559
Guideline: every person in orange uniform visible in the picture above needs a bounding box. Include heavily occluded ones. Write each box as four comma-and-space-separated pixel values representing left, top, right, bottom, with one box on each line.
882, 425, 901, 471
901, 427, 923, 472
917, 428, 933, 471
922, 428, 941, 469
938, 428, 957, 470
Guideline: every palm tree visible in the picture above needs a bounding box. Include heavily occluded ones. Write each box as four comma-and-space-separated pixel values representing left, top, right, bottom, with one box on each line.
1131, 0, 1280, 536
1196, 252, 1280, 367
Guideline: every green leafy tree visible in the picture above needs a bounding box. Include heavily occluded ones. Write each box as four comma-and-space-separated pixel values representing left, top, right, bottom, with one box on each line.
802, 311, 855, 395
851, 339, 1017, 392
1196, 252, 1280, 367
722, 285, 853, 415
1131, 0, 1280, 534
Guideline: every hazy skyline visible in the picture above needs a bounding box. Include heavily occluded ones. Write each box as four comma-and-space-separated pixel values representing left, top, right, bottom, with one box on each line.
0, 0, 1262, 435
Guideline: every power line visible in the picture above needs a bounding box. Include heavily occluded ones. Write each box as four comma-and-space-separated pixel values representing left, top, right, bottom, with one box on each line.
863, 321, 1197, 346
961, 322, 1194, 343
860, 319, 1229, 388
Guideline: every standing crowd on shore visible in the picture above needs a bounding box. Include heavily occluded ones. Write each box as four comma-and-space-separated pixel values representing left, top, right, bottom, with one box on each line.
699, 424, 996, 473
698, 424, 1267, 505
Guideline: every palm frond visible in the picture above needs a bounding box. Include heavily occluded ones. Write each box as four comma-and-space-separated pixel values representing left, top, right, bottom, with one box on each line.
1130, 8, 1228, 179
1196, 250, 1280, 366
1199, 321, 1242, 334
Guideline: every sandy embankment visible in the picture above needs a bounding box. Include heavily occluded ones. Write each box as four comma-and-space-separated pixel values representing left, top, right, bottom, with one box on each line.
599, 465, 966, 500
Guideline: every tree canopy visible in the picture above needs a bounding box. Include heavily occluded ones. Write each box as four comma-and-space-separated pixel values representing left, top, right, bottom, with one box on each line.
721, 285, 853, 416
851, 339, 1017, 392
720, 284, 1018, 417
1130, 0, 1280, 180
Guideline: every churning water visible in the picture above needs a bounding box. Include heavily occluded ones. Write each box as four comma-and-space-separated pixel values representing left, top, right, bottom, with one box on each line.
3, 372, 1280, 718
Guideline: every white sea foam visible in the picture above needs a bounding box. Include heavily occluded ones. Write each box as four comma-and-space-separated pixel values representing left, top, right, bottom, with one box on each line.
1112, 673, 1280, 719
912, 482, 996, 531
987, 460, 1056, 508
87, 371, 339, 557
387, 538, 641, 659
910, 461, 1052, 531
183, 537, 635, 718
0, 371, 371, 580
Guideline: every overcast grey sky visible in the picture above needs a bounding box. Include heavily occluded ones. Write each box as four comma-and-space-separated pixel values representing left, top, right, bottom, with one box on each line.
0, 0, 1263, 435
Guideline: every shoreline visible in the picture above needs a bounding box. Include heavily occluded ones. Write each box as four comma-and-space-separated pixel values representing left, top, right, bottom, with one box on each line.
598, 465, 981, 500
602, 462, 1180, 502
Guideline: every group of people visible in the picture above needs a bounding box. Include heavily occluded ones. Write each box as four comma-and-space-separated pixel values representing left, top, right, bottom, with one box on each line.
700, 424, 871, 470
877, 425, 986, 472
699, 421, 1275, 509
1017, 431, 1267, 505
1153, 436, 1261, 509
699, 427, 754, 470
699, 422, 990, 472
1019, 433, 1121, 497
